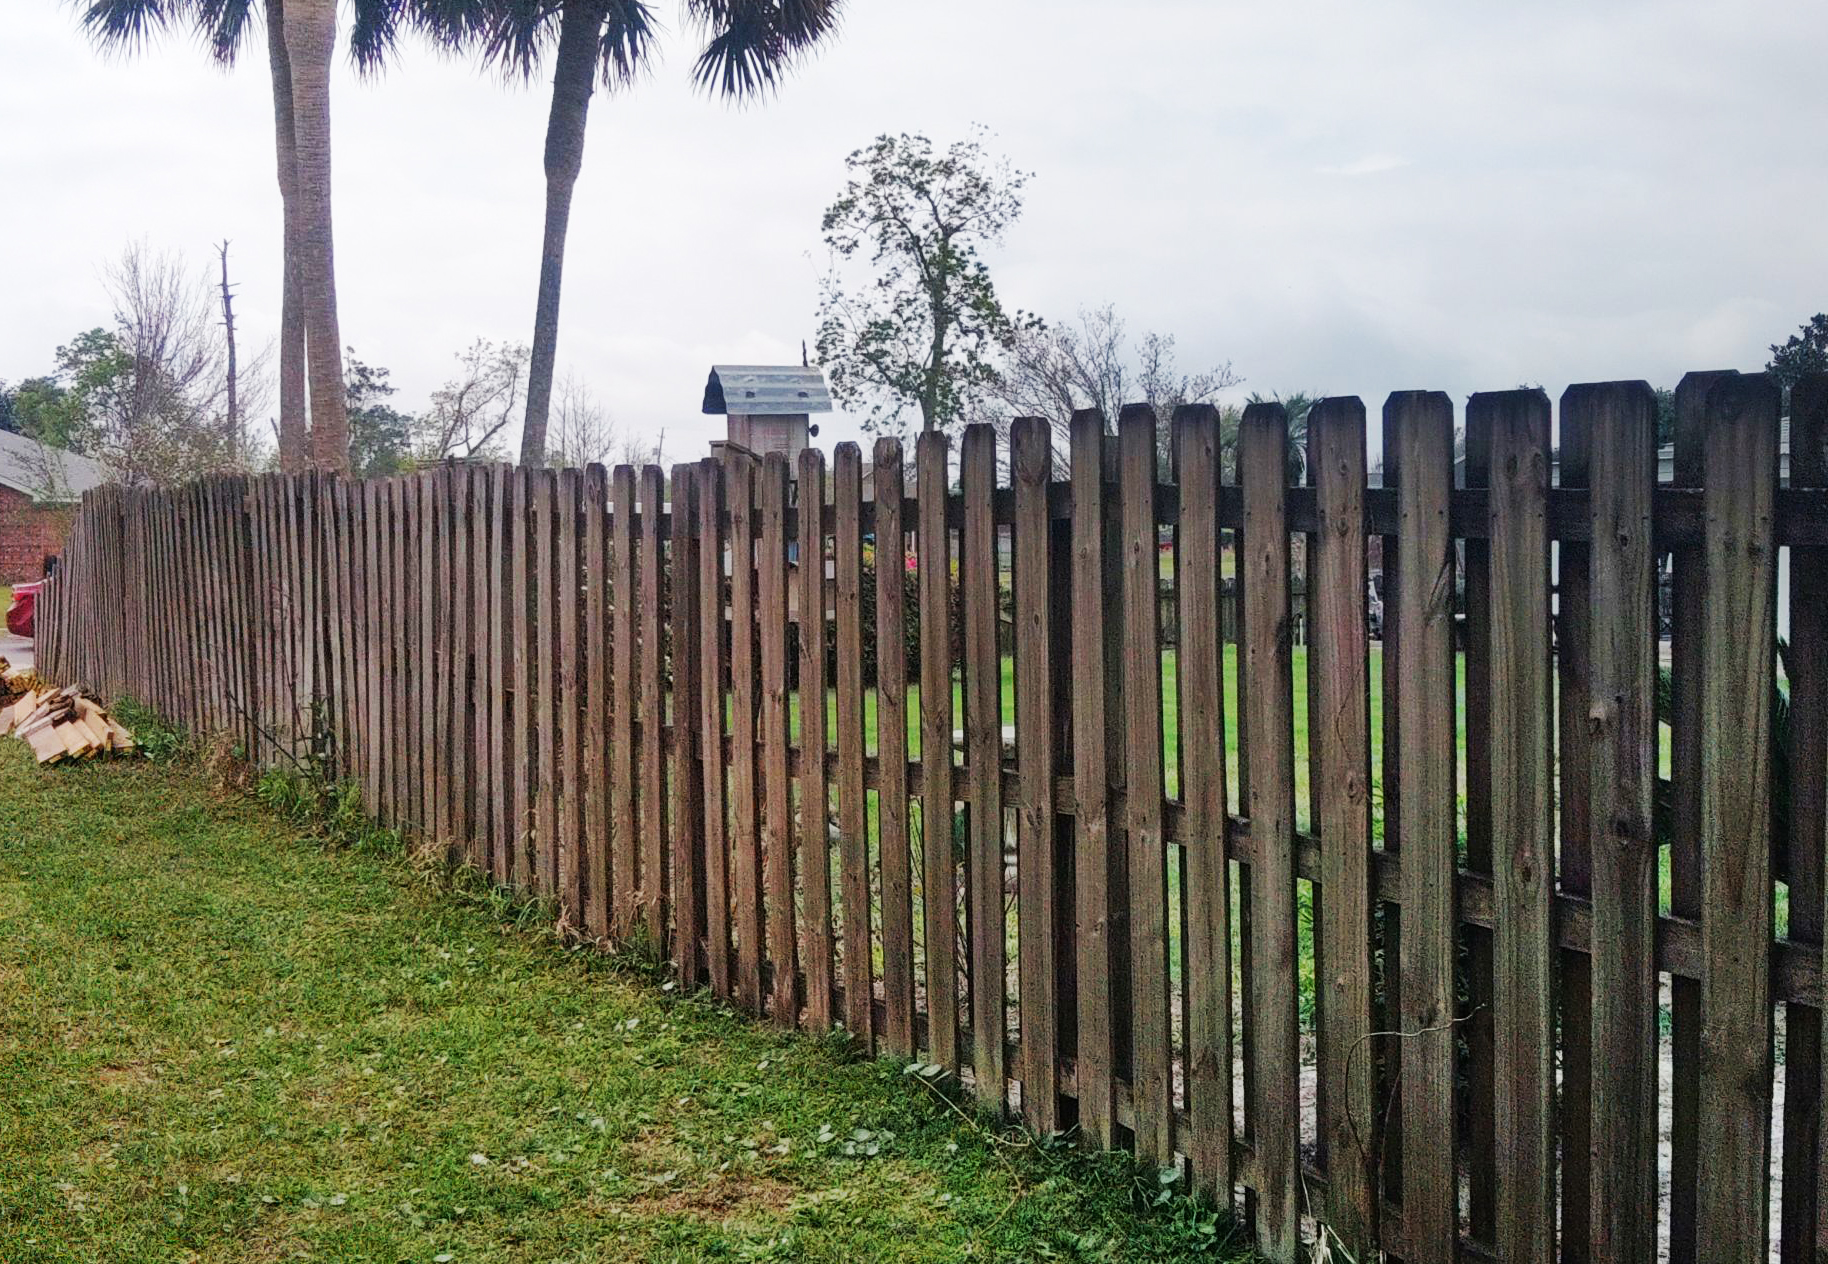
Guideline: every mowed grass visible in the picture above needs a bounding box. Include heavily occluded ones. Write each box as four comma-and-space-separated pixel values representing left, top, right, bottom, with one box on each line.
0, 741, 1249, 1264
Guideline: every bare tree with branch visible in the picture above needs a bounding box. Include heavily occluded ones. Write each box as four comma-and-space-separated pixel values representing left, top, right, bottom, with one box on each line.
984, 304, 1240, 469
412, 339, 529, 462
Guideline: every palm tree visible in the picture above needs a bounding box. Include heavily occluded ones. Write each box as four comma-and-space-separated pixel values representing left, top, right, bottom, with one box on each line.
79, 0, 403, 473
281, 0, 352, 470
430, 0, 843, 466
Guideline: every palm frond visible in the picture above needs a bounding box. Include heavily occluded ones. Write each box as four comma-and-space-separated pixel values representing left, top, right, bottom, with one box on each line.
347, 0, 405, 76
686, 0, 840, 101
195, 0, 255, 62
598, 0, 658, 87
77, 0, 191, 52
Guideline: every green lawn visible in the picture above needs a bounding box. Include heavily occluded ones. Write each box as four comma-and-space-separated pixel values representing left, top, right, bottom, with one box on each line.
0, 738, 1248, 1263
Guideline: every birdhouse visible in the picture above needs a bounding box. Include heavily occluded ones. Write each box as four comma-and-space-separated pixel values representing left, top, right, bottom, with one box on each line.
702, 364, 833, 463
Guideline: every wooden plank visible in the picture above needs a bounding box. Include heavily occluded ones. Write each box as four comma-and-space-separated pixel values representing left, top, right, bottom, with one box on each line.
758, 454, 798, 1025
638, 466, 669, 950
1388, 390, 1457, 1262
916, 431, 958, 1070
1306, 396, 1371, 1253
960, 424, 1003, 1108
511, 468, 537, 890
436, 468, 457, 857
1474, 390, 1556, 1264
697, 457, 733, 996
365, 479, 386, 827
1784, 373, 1828, 1264
875, 438, 915, 1055
834, 443, 873, 1046
1696, 372, 1780, 1262
1239, 400, 1298, 1257
669, 465, 703, 989
557, 468, 583, 918
1575, 381, 1659, 1264
430, 469, 452, 851
488, 468, 512, 886
727, 454, 763, 1007
534, 469, 559, 898
610, 466, 638, 937
797, 449, 834, 1030
470, 468, 492, 875
583, 464, 611, 939
1555, 386, 1595, 1264
1461, 398, 1497, 1251
1068, 410, 1116, 1147
1666, 368, 1734, 1263
392, 478, 412, 834
450, 469, 475, 865
1010, 418, 1058, 1131
1174, 404, 1236, 1204
418, 471, 438, 845
1371, 400, 1401, 1217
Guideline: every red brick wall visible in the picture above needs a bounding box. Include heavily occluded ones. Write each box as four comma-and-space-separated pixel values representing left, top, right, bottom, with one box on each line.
0, 487, 73, 585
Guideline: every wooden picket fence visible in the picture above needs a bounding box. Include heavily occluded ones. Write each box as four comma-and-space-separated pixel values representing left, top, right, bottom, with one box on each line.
33, 373, 1828, 1264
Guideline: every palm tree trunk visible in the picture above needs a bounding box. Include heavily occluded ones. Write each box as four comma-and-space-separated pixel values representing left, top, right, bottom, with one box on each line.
266, 0, 308, 473
520, 0, 609, 468
283, 0, 349, 472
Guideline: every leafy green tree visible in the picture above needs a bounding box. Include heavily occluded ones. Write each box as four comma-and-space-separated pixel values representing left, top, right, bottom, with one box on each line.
1769, 313, 1828, 391
344, 350, 414, 476
425, 0, 843, 466
816, 130, 1039, 435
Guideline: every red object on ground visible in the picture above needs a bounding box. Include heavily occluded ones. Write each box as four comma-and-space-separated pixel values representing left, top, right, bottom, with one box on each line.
8, 581, 40, 638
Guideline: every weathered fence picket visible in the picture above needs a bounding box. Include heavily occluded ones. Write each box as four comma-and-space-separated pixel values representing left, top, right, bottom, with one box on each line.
34, 371, 1828, 1264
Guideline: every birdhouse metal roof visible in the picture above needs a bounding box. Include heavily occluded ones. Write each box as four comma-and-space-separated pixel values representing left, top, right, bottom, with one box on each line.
702, 365, 833, 416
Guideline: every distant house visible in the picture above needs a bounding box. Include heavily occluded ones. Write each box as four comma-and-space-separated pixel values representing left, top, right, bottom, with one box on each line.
0, 431, 107, 584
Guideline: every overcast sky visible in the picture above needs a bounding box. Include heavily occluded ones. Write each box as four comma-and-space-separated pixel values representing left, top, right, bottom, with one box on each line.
4, 0, 1824, 461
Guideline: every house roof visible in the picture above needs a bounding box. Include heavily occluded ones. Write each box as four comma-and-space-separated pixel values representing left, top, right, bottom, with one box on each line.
702, 365, 833, 416
0, 430, 107, 503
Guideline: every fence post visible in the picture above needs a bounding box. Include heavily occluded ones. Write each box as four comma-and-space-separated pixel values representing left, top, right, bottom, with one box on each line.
1784, 373, 1828, 1264
1666, 367, 1733, 1262
874, 438, 914, 1053
795, 449, 832, 1029
729, 454, 764, 1011
960, 424, 1003, 1108
1696, 373, 1780, 1262
1307, 395, 1372, 1255
609, 466, 637, 938
1476, 389, 1556, 1264
1239, 399, 1298, 1259
697, 456, 733, 999
669, 464, 704, 990
1388, 389, 1457, 1262
1174, 403, 1236, 1207
758, 454, 797, 1025
915, 431, 959, 1071
1575, 381, 1660, 1264
1011, 417, 1058, 1133
1068, 409, 1116, 1147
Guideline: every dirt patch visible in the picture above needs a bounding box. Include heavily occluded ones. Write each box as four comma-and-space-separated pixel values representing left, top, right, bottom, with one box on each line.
636, 1168, 798, 1217
94, 1062, 155, 1091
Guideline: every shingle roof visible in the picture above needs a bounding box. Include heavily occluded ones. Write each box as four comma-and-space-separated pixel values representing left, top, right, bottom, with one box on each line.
0, 430, 108, 503
702, 365, 834, 416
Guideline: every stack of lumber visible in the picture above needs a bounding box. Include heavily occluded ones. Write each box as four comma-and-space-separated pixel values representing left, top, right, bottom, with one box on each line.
0, 662, 135, 764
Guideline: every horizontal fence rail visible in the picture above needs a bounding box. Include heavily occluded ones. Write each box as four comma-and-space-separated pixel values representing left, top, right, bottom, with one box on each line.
35, 373, 1828, 1264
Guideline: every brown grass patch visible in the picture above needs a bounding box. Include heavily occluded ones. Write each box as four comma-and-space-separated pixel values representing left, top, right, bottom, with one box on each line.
94, 1062, 155, 1091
